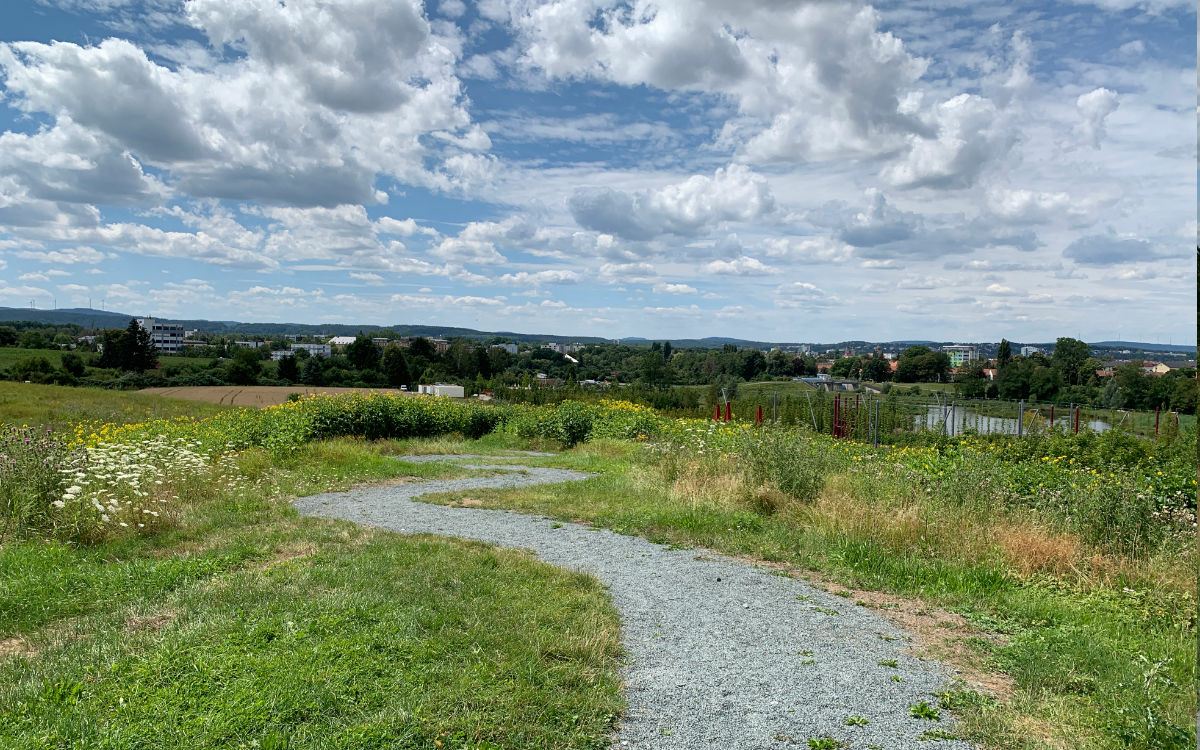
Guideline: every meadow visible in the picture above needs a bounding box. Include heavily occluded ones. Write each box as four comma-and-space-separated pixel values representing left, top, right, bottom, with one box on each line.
0, 388, 1195, 749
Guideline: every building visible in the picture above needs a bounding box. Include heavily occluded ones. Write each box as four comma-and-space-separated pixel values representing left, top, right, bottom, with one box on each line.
290, 343, 331, 358
135, 318, 185, 354
942, 345, 979, 368
1020, 345, 1039, 357
328, 336, 357, 347
233, 340, 266, 349
490, 343, 518, 354
1141, 361, 1171, 376
418, 383, 465, 397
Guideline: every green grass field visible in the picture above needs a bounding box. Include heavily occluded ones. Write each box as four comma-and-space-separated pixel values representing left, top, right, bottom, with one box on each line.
0, 387, 625, 748
0, 380, 232, 429
407, 438, 1196, 750
0, 346, 212, 371
1, 384, 1194, 750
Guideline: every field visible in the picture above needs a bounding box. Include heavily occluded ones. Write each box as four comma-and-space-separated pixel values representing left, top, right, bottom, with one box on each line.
0, 388, 1195, 749
141, 385, 410, 407
0, 381, 231, 430
0, 346, 209, 370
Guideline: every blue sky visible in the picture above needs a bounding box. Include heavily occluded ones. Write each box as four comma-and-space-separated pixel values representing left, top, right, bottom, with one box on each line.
0, 0, 1194, 343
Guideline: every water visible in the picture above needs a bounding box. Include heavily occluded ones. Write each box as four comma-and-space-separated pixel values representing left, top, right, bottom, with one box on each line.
916, 405, 1110, 436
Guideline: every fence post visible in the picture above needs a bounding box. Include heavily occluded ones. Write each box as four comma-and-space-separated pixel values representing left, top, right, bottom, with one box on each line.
1155, 405, 1160, 436
1074, 405, 1080, 435
1017, 400, 1024, 437
772, 391, 778, 424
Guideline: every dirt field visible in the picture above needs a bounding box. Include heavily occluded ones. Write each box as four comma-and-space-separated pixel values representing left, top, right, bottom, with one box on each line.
139, 385, 409, 408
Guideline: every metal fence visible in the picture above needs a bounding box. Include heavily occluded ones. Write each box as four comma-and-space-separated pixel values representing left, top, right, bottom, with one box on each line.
722, 390, 1190, 444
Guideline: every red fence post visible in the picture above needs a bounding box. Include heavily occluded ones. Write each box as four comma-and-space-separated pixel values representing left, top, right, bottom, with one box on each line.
1074, 406, 1080, 435
1049, 405, 1054, 430
755, 405, 763, 424
1155, 406, 1160, 436
714, 404, 720, 421
724, 402, 732, 422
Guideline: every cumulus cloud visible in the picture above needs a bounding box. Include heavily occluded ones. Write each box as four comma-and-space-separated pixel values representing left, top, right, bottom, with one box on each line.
1074, 87, 1119, 149
652, 282, 698, 295
1062, 233, 1162, 265
702, 256, 775, 276
774, 281, 837, 309
569, 164, 774, 241
882, 94, 1016, 189
0, 0, 484, 208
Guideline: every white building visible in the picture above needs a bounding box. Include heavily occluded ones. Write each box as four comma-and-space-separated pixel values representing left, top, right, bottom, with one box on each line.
418, 383, 465, 397
490, 343, 518, 354
135, 318, 185, 354
942, 344, 979, 368
328, 336, 357, 347
1020, 345, 1039, 357
291, 343, 331, 358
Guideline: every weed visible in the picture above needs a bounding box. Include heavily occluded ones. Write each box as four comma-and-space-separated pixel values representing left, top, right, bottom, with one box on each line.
844, 715, 870, 726
806, 737, 846, 749
917, 728, 958, 741
878, 659, 899, 668
909, 701, 941, 721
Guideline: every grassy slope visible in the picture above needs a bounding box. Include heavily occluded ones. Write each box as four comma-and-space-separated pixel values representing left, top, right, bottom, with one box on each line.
0, 347, 210, 370
0, 390, 624, 749
410, 440, 1196, 750
0, 381, 232, 429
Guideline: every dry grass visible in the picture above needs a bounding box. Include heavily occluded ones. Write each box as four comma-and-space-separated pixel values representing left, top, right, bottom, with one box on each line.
995, 525, 1080, 578
139, 385, 410, 407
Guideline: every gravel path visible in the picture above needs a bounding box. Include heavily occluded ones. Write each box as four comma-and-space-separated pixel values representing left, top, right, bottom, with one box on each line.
294, 454, 972, 749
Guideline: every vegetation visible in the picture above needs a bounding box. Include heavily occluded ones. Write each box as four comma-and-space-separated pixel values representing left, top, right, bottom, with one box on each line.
0, 382, 1195, 749
0, 389, 622, 748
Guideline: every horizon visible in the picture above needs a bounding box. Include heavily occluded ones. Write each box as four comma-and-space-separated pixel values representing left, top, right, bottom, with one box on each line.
2, 304, 1195, 352
0, 1, 1195, 344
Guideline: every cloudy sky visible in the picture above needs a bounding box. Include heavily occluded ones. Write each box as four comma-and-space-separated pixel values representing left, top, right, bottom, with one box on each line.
0, 0, 1194, 343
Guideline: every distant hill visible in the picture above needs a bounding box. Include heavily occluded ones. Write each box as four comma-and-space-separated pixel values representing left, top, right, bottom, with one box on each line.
0, 307, 1188, 352
1089, 341, 1195, 354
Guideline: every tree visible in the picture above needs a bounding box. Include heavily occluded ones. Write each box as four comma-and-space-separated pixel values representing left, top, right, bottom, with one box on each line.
954, 364, 988, 398
96, 319, 157, 372
862, 357, 892, 382
301, 355, 325, 386
894, 346, 951, 383
226, 347, 262, 385
18, 330, 50, 349
277, 355, 299, 383
381, 346, 411, 388
345, 334, 380, 371
996, 339, 1012, 371
408, 337, 435, 358
0, 327, 15, 346
60, 352, 85, 378
1051, 337, 1090, 386
662, 341, 672, 361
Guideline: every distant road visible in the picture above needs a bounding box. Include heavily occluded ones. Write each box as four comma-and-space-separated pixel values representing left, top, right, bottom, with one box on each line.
140, 385, 408, 408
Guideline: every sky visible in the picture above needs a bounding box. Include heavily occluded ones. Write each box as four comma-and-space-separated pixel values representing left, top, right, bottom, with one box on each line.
0, 0, 1195, 344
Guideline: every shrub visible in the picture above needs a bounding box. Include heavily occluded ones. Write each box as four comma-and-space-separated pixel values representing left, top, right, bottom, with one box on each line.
0, 426, 81, 540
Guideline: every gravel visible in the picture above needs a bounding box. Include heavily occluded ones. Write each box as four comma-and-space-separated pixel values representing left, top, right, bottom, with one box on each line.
294, 454, 973, 749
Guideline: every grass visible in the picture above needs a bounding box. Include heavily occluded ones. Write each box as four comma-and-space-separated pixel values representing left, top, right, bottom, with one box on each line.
410, 438, 1196, 750
0, 380, 232, 430
0, 347, 209, 371
0, 388, 624, 748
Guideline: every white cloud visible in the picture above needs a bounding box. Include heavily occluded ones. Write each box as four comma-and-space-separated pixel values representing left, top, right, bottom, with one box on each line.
1074, 87, 1119, 149
15, 246, 108, 264
883, 94, 1016, 189
0, 0, 483, 208
652, 282, 698, 295
350, 272, 384, 285
570, 164, 774, 240
703, 256, 775, 276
